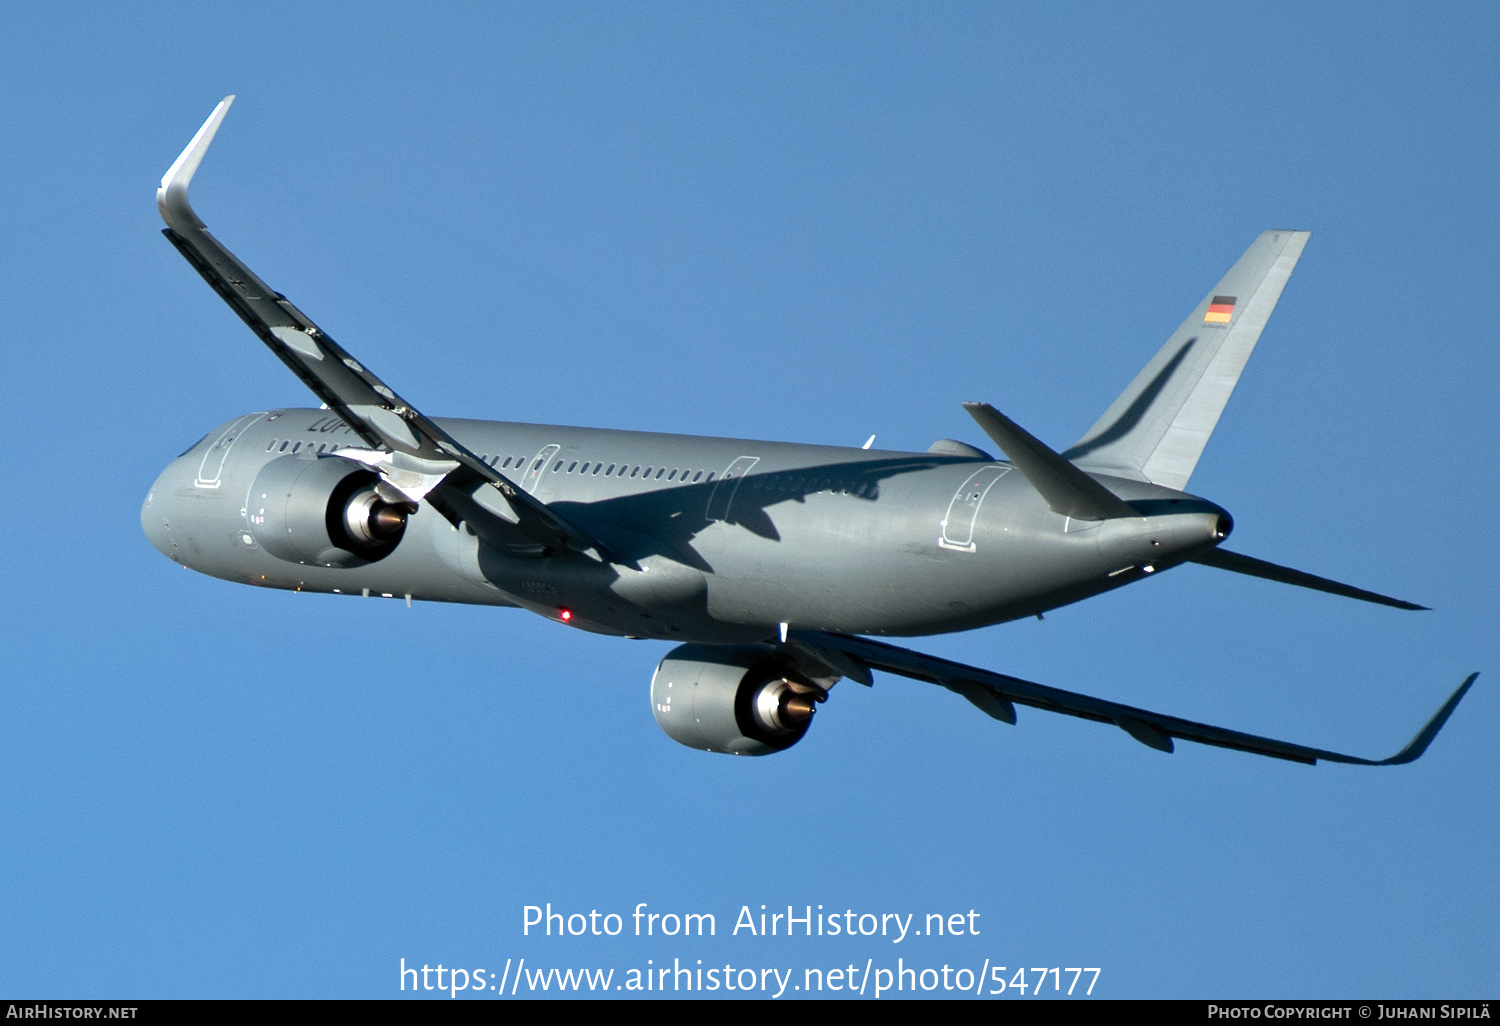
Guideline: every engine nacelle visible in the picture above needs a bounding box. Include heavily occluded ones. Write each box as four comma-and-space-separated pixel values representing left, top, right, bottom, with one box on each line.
247, 455, 408, 567
650, 644, 823, 755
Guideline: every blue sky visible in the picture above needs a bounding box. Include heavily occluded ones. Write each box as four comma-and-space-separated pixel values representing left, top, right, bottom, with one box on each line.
1, 2, 1496, 999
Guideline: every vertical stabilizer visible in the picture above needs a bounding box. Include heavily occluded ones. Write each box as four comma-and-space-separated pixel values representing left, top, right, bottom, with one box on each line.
1063, 230, 1310, 490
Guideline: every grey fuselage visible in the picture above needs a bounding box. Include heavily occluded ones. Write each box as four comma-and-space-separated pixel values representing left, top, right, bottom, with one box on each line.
142, 408, 1229, 643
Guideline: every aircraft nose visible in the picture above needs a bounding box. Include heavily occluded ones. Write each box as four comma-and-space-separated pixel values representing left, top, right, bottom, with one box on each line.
141, 464, 180, 561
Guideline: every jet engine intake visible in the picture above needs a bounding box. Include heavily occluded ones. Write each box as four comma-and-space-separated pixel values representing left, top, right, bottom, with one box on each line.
650, 644, 823, 756
248, 454, 408, 567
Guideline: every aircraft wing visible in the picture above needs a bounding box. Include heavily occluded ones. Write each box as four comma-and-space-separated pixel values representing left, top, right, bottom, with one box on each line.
158, 97, 596, 556
791, 630, 1476, 765
1192, 547, 1427, 611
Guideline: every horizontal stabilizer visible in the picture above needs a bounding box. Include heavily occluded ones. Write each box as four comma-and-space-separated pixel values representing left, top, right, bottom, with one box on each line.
791, 630, 1476, 766
1194, 548, 1428, 611
962, 402, 1136, 521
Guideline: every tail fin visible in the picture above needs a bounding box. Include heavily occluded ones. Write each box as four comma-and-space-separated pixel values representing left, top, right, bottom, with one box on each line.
1063, 230, 1310, 490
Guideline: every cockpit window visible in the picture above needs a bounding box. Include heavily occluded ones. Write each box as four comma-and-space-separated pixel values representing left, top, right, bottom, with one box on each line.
176, 432, 212, 458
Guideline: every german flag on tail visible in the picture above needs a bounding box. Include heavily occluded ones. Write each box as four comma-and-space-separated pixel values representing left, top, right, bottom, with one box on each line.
1204, 295, 1236, 324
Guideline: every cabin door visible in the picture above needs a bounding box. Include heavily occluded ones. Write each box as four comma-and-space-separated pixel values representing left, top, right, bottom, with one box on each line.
938, 466, 1008, 552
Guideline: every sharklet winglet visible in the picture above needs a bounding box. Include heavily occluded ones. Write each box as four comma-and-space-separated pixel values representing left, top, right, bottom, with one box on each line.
1324, 673, 1480, 766
158, 96, 234, 232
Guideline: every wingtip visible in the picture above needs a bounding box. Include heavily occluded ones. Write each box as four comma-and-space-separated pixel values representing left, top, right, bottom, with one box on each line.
1380, 672, 1479, 765
157, 96, 237, 232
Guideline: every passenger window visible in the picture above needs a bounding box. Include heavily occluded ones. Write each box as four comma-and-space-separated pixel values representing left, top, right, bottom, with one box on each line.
692, 470, 702, 482
501, 457, 512, 469
267, 440, 277, 451
568, 461, 577, 473
606, 464, 615, 475
291, 442, 302, 453
631, 467, 640, 477
279, 441, 289, 452
705, 472, 715, 482
552, 460, 563, 472
666, 469, 677, 480
592, 464, 603, 475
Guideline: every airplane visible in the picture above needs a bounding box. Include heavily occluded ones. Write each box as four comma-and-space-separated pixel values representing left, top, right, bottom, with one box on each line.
142, 97, 1477, 765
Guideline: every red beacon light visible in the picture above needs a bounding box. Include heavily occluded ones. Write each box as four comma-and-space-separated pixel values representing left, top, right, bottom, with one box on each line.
559, 608, 573, 622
